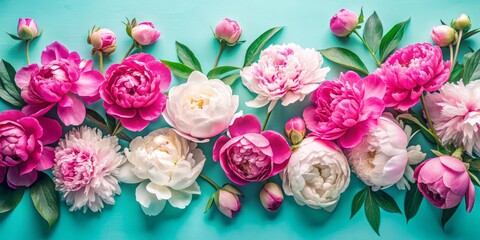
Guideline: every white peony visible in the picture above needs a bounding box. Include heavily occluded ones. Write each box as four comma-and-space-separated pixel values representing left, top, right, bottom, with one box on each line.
281, 137, 350, 211
163, 71, 240, 142
118, 128, 206, 216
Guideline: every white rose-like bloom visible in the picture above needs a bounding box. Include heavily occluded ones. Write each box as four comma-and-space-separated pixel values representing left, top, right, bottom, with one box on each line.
118, 128, 206, 216
241, 43, 330, 112
281, 137, 350, 211
163, 71, 240, 142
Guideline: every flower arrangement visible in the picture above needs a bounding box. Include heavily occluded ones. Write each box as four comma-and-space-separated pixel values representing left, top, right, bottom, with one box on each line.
0, 9, 479, 236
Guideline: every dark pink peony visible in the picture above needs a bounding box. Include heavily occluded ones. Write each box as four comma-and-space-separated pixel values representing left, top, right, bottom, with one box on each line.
15, 42, 105, 126
303, 71, 386, 148
213, 114, 291, 185
375, 43, 451, 111
100, 53, 171, 132
0, 110, 62, 188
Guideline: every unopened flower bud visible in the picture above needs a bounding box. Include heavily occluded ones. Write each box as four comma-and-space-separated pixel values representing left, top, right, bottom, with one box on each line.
453, 13, 471, 31
431, 25, 457, 47
260, 182, 284, 212
215, 18, 242, 45
284, 117, 306, 145
17, 18, 39, 40
216, 188, 241, 218
88, 28, 117, 54
329, 9, 358, 37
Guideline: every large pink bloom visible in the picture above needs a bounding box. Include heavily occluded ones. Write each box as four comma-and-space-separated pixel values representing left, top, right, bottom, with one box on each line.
303, 71, 386, 148
100, 53, 171, 132
0, 110, 62, 188
15, 42, 105, 126
213, 114, 291, 185
375, 43, 451, 111
414, 156, 475, 212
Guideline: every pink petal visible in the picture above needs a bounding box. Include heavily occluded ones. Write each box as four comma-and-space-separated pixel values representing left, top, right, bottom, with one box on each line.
15, 64, 39, 88
416, 159, 444, 184
363, 74, 386, 99
72, 70, 105, 100
146, 61, 172, 91
228, 114, 261, 137
138, 95, 167, 121
465, 181, 475, 212
0, 110, 25, 122
303, 106, 318, 132
361, 98, 385, 120
57, 94, 86, 126
36, 146, 55, 171
17, 117, 42, 138
41, 42, 69, 65
36, 117, 62, 144
261, 130, 291, 174
440, 156, 466, 173
213, 136, 230, 162
22, 103, 55, 117
0, 167, 5, 183
7, 166, 38, 188
106, 105, 137, 119
120, 115, 150, 132
337, 122, 369, 148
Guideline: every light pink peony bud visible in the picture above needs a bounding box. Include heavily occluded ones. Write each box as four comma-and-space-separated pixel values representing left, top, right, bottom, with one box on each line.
131, 22, 161, 46
284, 117, 306, 145
17, 18, 39, 40
329, 9, 358, 37
89, 28, 117, 54
260, 182, 284, 212
453, 13, 471, 31
431, 25, 457, 47
217, 189, 241, 218
215, 18, 242, 45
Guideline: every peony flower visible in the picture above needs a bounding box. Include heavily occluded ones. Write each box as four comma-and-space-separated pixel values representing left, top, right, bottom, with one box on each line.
284, 117, 306, 145
213, 114, 291, 185
52, 126, 125, 213
241, 43, 330, 112
88, 28, 117, 54
215, 18, 242, 45
100, 53, 171, 132
375, 43, 451, 111
329, 9, 358, 37
131, 22, 161, 46
414, 156, 475, 212
303, 71, 386, 148
15, 42, 105, 126
259, 182, 284, 212
163, 71, 240, 142
0, 110, 62, 188
118, 128, 205, 216
17, 18, 40, 40
281, 137, 350, 211
431, 25, 457, 47
425, 81, 480, 155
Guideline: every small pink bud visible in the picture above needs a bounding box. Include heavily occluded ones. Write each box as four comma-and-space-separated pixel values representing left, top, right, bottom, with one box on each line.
260, 182, 284, 212
284, 117, 306, 145
131, 22, 161, 46
431, 25, 457, 47
217, 189, 241, 218
453, 13, 471, 31
329, 9, 358, 37
89, 28, 117, 54
215, 18, 242, 45
17, 18, 39, 40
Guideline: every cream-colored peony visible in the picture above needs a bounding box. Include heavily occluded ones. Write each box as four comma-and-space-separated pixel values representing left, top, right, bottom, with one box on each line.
118, 128, 205, 216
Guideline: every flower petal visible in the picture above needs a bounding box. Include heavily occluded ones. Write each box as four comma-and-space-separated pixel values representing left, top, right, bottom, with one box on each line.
117, 162, 143, 184
213, 136, 230, 162
138, 95, 166, 121
146, 182, 172, 200
228, 114, 261, 137
15, 64, 39, 88
261, 130, 291, 171
41, 42, 69, 65
72, 70, 105, 101
7, 166, 37, 188
36, 117, 62, 144
135, 181, 166, 216
36, 146, 55, 171
168, 189, 193, 209
57, 94, 86, 126
120, 115, 150, 132
465, 181, 475, 213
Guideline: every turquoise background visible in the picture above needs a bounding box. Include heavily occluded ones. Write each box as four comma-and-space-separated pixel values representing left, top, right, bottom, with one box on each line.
1, 0, 479, 239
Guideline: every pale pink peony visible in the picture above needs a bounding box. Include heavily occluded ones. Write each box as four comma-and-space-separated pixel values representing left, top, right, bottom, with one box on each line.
15, 42, 105, 126
329, 9, 358, 37
303, 71, 386, 148
0, 110, 62, 188
89, 28, 117, 54
17, 18, 39, 40
375, 43, 451, 111
131, 22, 161, 46
425, 81, 480, 155
241, 43, 330, 112
215, 18, 242, 45
53, 126, 125, 213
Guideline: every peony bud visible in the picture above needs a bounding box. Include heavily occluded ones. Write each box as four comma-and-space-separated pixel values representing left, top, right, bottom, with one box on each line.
431, 25, 457, 47
131, 22, 161, 46
259, 182, 284, 212
88, 28, 117, 54
215, 18, 242, 45
452, 13, 471, 31
284, 117, 306, 145
329, 9, 358, 37
17, 18, 39, 40
216, 189, 241, 218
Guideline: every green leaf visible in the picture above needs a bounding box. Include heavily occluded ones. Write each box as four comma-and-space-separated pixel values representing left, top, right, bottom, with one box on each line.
462, 28, 480, 40
351, 187, 367, 218
106, 114, 117, 133
404, 183, 424, 222
205, 194, 215, 213
0, 184, 25, 214
6, 32, 23, 41
467, 159, 480, 172
222, 73, 240, 86
397, 113, 436, 143
86, 108, 111, 133
440, 19, 447, 25
358, 8, 364, 24
30, 172, 60, 229
319, 47, 369, 75
0, 59, 25, 107
462, 49, 480, 84
372, 190, 401, 214
207, 66, 240, 79
176, 41, 202, 72
379, 18, 410, 62
243, 27, 283, 67
364, 188, 381, 235
363, 12, 383, 53
441, 205, 459, 229
161, 60, 194, 79
448, 64, 464, 83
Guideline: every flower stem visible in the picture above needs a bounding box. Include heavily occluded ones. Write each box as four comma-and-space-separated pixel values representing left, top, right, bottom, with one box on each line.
85, 112, 132, 142
353, 30, 382, 67
213, 42, 226, 68
112, 121, 124, 136
468, 171, 480, 186
449, 44, 454, 64
98, 51, 104, 74
200, 174, 221, 190
420, 94, 442, 146
262, 109, 273, 131
452, 30, 463, 66
25, 40, 31, 65
122, 42, 136, 62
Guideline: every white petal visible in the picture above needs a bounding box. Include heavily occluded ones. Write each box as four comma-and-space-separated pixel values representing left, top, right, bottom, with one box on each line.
407, 145, 426, 165
188, 71, 208, 82
135, 182, 166, 216
267, 100, 278, 112
246, 95, 270, 108
117, 162, 143, 184
168, 189, 193, 209
146, 182, 172, 200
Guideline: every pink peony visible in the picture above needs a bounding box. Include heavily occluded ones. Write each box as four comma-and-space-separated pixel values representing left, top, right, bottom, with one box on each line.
213, 114, 291, 185
131, 22, 161, 46
15, 42, 105, 126
0, 110, 62, 188
241, 43, 330, 112
215, 18, 242, 45
17, 18, 39, 40
329, 9, 358, 37
100, 53, 171, 132
425, 81, 480, 155
303, 71, 386, 148
375, 43, 451, 111
414, 156, 475, 212
89, 28, 117, 54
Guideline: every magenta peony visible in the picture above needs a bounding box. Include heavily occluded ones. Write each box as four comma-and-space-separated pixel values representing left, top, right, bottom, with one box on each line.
375, 43, 451, 111
303, 71, 386, 148
329, 9, 358, 37
15, 42, 105, 126
100, 53, 171, 132
0, 110, 62, 188
213, 114, 291, 185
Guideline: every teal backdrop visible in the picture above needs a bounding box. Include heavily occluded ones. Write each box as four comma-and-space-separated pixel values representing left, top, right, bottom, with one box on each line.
0, 0, 479, 239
